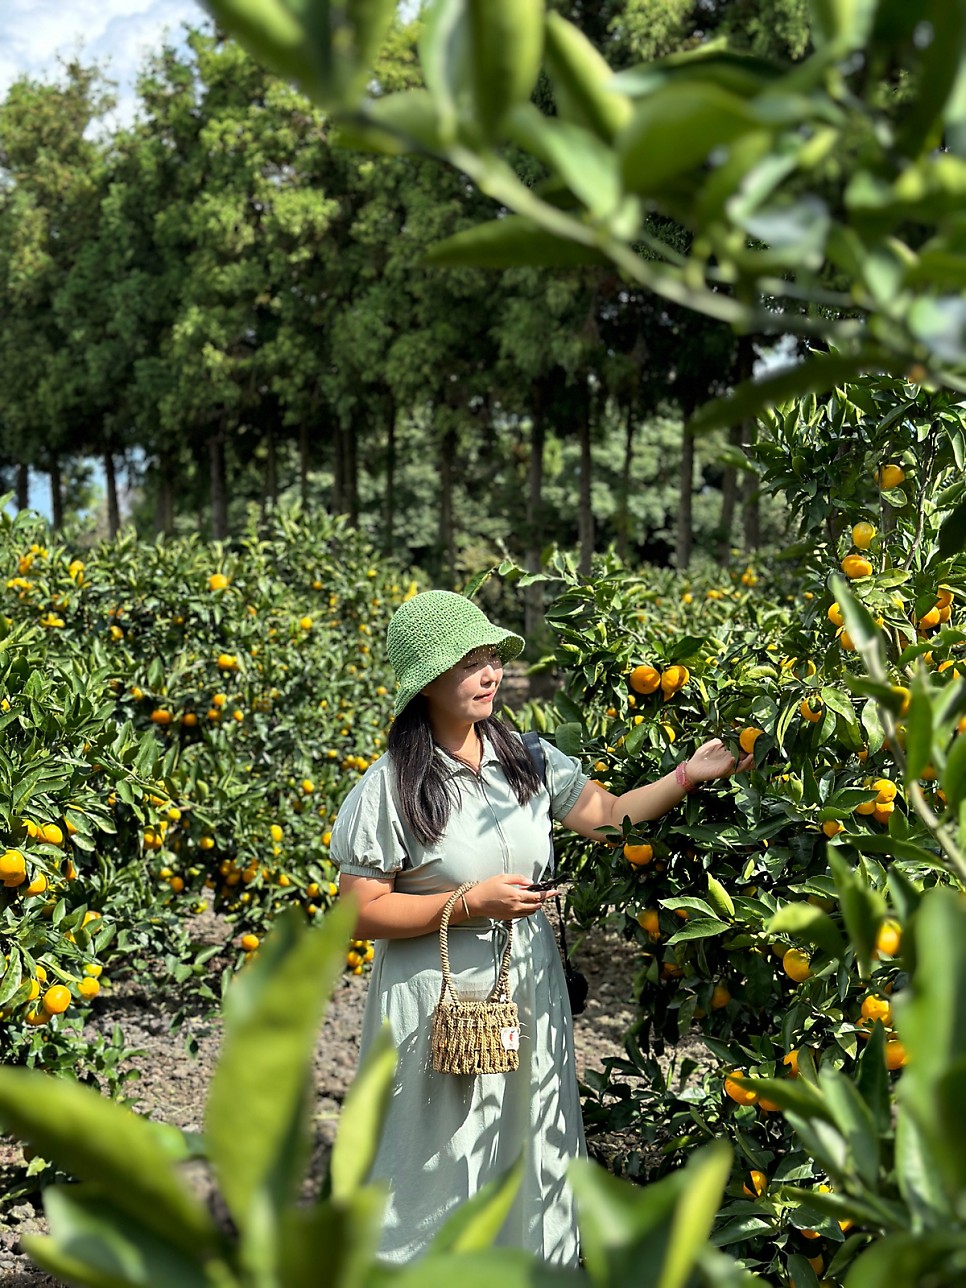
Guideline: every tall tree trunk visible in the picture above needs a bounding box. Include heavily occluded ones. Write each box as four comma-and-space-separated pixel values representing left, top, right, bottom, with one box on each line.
299, 422, 310, 508
209, 427, 228, 541
718, 335, 755, 563
384, 396, 396, 556
104, 449, 120, 537
16, 463, 28, 511
717, 421, 743, 566
49, 455, 64, 531
332, 421, 345, 516
577, 382, 594, 578
617, 409, 634, 565
524, 394, 546, 642
676, 390, 701, 572
345, 415, 359, 527
263, 429, 278, 517
439, 424, 457, 584
155, 457, 175, 536
742, 420, 761, 555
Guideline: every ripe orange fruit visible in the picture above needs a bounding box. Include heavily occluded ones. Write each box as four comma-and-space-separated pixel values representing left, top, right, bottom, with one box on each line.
739, 727, 763, 754
838, 627, 856, 650
637, 909, 660, 936
885, 1039, 907, 1070
42, 985, 71, 1015
151, 709, 172, 726
852, 521, 876, 549
855, 799, 877, 816
860, 994, 892, 1024
872, 802, 894, 825
660, 665, 690, 695
936, 585, 954, 610
78, 977, 100, 999
623, 842, 653, 866
841, 554, 873, 579
711, 983, 731, 1009
25, 873, 48, 896
182, 712, 198, 727
874, 778, 896, 802
0, 849, 27, 886
826, 601, 845, 627
821, 819, 843, 838
877, 463, 905, 490
240, 933, 260, 952
629, 665, 661, 695
216, 653, 238, 671
783, 948, 812, 982
724, 1072, 758, 1106
918, 606, 940, 630
875, 919, 902, 957
209, 573, 229, 591
299, 616, 313, 630
799, 697, 823, 723
757, 1096, 781, 1113
742, 1169, 768, 1198
782, 1049, 801, 1078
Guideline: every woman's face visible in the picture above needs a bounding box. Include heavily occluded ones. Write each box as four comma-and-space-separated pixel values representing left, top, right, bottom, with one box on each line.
421, 645, 505, 723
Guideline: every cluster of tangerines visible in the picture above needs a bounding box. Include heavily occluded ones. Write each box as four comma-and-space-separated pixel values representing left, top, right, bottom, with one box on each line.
628, 662, 691, 702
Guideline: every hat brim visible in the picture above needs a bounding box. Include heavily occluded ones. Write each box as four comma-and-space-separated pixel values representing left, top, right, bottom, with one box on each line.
392, 627, 524, 717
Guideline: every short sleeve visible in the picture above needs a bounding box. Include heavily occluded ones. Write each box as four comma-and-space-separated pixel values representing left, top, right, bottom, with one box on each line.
329, 766, 408, 878
541, 737, 589, 821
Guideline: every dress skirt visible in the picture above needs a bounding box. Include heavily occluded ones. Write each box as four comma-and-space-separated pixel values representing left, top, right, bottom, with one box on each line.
356, 910, 586, 1266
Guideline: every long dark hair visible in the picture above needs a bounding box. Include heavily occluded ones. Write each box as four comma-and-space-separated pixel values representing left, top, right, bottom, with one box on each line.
386, 695, 542, 846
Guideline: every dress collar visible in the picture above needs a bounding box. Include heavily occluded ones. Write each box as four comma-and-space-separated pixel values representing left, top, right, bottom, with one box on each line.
433, 729, 500, 778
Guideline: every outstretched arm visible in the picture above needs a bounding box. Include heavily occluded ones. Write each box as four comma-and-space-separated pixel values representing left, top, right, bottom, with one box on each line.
560, 738, 754, 841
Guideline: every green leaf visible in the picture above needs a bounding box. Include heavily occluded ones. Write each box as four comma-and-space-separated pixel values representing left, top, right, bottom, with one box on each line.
895, 888, 966, 1204
26, 1186, 221, 1288
662, 1141, 733, 1288
843, 1231, 966, 1288
895, 1101, 953, 1228
425, 216, 609, 269
200, 0, 329, 105
337, 90, 445, 155
543, 12, 632, 142
329, 1022, 396, 1204
768, 903, 846, 960
706, 875, 735, 920
277, 1188, 385, 1288
818, 1066, 879, 1188
0, 1073, 218, 1259
206, 902, 356, 1234
665, 917, 731, 944
842, 833, 944, 869
943, 722, 966, 813
938, 498, 966, 559
505, 105, 622, 219
689, 350, 904, 436
618, 82, 761, 195
466, 0, 544, 142
554, 722, 584, 756
894, 0, 966, 158
904, 675, 935, 784
429, 1153, 524, 1252
827, 846, 885, 979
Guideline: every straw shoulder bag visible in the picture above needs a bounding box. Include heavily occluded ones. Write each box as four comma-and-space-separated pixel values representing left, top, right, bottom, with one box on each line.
430, 882, 520, 1075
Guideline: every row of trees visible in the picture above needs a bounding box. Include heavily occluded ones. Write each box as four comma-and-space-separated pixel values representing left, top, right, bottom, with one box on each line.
0, 4, 813, 600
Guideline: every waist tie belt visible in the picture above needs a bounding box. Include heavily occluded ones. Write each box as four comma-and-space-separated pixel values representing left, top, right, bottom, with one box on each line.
448, 919, 513, 979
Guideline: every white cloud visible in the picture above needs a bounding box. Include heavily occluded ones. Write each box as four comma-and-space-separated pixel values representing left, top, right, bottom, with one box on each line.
0, 0, 207, 123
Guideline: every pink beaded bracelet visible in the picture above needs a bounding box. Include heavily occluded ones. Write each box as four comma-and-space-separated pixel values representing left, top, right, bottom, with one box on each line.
675, 761, 698, 793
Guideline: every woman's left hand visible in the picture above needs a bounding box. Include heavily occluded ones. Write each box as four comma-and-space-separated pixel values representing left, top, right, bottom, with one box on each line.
687, 737, 755, 783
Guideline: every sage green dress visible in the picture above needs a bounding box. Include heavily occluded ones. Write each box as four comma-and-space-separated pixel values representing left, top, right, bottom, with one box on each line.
330, 732, 588, 1267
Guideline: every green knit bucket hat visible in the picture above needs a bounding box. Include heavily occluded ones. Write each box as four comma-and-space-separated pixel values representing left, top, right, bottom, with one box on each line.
386, 590, 525, 717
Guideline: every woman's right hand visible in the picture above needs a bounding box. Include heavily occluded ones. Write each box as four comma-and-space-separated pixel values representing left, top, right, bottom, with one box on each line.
465, 874, 551, 920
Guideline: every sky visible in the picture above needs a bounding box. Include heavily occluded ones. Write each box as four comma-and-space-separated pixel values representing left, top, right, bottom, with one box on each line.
0, 0, 205, 124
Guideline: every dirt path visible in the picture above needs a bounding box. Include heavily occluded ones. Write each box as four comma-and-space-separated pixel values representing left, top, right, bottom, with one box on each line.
0, 910, 644, 1285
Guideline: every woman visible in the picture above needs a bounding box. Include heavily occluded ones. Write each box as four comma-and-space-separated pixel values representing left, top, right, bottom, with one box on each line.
331, 589, 751, 1266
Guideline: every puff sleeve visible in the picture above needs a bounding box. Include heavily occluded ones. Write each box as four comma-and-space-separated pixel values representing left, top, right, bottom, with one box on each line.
541, 738, 589, 821
329, 764, 409, 878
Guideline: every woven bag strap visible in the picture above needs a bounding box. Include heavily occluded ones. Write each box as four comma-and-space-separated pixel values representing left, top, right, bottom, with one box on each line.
438, 882, 514, 1006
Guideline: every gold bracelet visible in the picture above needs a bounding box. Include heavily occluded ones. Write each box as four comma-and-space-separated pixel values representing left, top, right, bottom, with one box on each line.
460, 893, 471, 921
